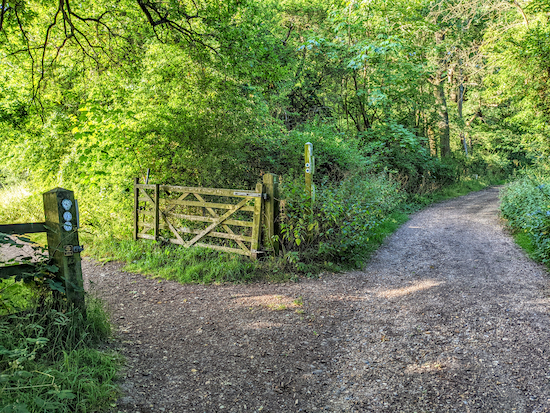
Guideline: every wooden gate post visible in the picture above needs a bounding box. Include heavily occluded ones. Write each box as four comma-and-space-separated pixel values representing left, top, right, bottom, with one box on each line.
154, 183, 160, 241
250, 182, 264, 260
43, 188, 85, 310
263, 173, 280, 255
133, 177, 139, 241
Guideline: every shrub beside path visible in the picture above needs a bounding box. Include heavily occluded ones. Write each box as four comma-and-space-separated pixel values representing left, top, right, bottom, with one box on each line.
84, 186, 550, 412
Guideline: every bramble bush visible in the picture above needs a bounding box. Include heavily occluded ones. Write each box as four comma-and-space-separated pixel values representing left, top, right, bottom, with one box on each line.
279, 173, 404, 271
500, 173, 550, 264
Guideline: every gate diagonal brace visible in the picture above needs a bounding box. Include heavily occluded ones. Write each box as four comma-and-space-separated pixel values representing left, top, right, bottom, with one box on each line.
186, 198, 249, 248
192, 193, 250, 254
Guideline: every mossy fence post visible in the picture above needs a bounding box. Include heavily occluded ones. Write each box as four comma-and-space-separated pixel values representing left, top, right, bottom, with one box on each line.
263, 173, 280, 255
43, 188, 85, 311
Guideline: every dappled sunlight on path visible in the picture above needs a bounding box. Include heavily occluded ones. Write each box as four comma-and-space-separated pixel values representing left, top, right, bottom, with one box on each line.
332, 187, 550, 412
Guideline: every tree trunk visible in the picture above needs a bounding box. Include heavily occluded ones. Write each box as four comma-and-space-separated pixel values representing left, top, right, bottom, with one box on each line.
458, 70, 468, 156
434, 75, 451, 157
433, 32, 451, 157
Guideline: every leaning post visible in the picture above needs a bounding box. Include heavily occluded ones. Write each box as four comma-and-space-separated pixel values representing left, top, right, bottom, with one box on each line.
43, 188, 85, 311
263, 173, 280, 256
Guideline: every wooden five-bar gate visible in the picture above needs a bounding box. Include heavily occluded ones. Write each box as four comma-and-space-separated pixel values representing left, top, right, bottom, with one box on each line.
133, 174, 280, 259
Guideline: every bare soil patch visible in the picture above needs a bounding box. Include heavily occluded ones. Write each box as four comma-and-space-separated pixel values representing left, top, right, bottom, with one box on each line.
83, 187, 550, 412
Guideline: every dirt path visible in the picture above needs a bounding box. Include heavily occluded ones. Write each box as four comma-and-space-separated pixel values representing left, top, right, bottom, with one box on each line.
84, 187, 550, 412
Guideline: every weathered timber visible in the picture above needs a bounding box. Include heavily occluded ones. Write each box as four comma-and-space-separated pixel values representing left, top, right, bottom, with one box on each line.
133, 178, 270, 258
163, 192, 190, 214
250, 182, 264, 259
161, 214, 185, 245
186, 198, 250, 247
136, 184, 262, 198
137, 233, 156, 240
305, 142, 315, 201
262, 173, 280, 255
43, 188, 85, 310
162, 212, 255, 227
138, 224, 252, 242
193, 193, 250, 253
133, 178, 139, 241
165, 199, 255, 212
0, 223, 47, 235
154, 184, 160, 240
168, 239, 251, 256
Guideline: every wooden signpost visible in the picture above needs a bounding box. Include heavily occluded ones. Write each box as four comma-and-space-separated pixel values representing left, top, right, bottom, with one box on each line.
0, 188, 85, 310
43, 188, 85, 310
305, 142, 315, 202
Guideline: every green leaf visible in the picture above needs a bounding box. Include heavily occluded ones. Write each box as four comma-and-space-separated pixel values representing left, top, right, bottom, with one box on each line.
55, 390, 76, 400
47, 279, 65, 293
1, 404, 31, 413
45, 265, 59, 273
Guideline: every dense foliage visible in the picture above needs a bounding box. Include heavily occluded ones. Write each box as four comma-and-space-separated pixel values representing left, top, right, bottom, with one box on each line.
501, 167, 550, 265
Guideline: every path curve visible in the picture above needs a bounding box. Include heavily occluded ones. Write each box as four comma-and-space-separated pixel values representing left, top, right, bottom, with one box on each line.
83, 187, 550, 412
333, 186, 550, 412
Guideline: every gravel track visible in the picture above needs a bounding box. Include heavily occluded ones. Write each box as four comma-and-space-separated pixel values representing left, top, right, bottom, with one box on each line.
81, 186, 550, 412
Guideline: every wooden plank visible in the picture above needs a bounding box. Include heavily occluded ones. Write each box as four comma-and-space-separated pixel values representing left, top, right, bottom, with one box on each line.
138, 197, 154, 203
167, 238, 251, 256
138, 187, 155, 204
136, 184, 261, 198
141, 223, 252, 242
163, 212, 254, 228
133, 178, 139, 241
0, 223, 47, 235
165, 199, 255, 212
162, 215, 185, 245
250, 182, 264, 260
137, 233, 156, 240
0, 263, 36, 279
163, 192, 190, 214
195, 243, 251, 256
187, 198, 249, 247
181, 229, 251, 243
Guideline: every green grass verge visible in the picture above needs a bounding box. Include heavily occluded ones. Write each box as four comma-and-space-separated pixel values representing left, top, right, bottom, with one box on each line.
0, 296, 121, 413
85, 210, 411, 284
86, 237, 261, 284
511, 230, 539, 261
